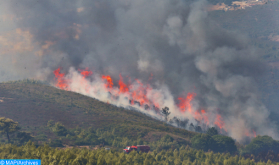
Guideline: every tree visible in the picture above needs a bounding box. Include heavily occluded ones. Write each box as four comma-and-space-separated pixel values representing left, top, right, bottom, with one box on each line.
212, 135, 237, 153
16, 131, 34, 144
191, 134, 216, 151
52, 122, 68, 136
47, 120, 55, 127
0, 117, 21, 143
206, 127, 218, 136
161, 135, 174, 143
242, 135, 279, 155
161, 107, 171, 122
195, 126, 202, 133
189, 123, 195, 131
180, 119, 188, 129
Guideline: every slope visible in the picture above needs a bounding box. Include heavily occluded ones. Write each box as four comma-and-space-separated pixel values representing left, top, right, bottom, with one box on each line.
0, 80, 196, 147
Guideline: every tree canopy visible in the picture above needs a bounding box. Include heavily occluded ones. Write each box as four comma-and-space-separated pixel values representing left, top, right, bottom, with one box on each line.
212, 135, 237, 154
206, 127, 218, 136
242, 135, 279, 155
191, 134, 216, 151
191, 133, 237, 154
51, 122, 68, 136
0, 117, 20, 142
0, 142, 265, 165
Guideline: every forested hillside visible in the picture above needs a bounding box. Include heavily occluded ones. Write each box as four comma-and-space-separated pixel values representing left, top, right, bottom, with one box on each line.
1, 81, 279, 164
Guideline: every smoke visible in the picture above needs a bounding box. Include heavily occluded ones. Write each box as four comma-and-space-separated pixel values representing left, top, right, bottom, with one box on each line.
1, 0, 277, 142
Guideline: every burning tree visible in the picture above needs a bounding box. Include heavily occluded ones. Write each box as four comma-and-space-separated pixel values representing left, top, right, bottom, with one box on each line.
161, 107, 171, 122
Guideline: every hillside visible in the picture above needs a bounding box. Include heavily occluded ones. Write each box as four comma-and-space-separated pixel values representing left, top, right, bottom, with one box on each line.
2, 80, 279, 164
0, 80, 196, 149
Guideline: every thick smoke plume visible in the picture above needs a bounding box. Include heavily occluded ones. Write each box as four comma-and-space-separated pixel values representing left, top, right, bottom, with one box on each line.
0, 0, 277, 143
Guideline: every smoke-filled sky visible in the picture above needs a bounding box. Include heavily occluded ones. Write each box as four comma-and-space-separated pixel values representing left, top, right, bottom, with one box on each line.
0, 0, 277, 143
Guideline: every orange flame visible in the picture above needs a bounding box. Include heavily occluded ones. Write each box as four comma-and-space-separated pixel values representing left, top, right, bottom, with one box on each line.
194, 110, 210, 125
79, 68, 92, 78
102, 75, 113, 88
245, 129, 257, 138
53, 67, 231, 133
214, 114, 227, 131
178, 93, 214, 127
253, 130, 256, 137
130, 79, 150, 106
178, 93, 196, 113
178, 93, 227, 131
53, 68, 69, 90
78, 68, 93, 93
118, 74, 129, 94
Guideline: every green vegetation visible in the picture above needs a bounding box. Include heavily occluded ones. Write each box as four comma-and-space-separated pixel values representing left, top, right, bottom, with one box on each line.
15, 131, 34, 145
0, 142, 274, 165
45, 121, 189, 151
206, 127, 218, 136
191, 134, 216, 152
191, 131, 237, 154
0, 117, 34, 145
212, 135, 237, 154
242, 135, 279, 155
51, 122, 68, 136
0, 117, 20, 143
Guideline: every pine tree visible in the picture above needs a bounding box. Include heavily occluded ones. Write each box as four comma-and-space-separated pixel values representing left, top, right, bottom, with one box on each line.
0, 117, 20, 143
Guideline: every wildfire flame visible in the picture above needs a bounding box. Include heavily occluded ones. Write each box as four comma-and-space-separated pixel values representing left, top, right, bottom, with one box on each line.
194, 110, 209, 125
214, 114, 227, 131
78, 68, 92, 78
245, 129, 257, 138
178, 93, 211, 126
178, 93, 196, 113
118, 74, 129, 94
53, 67, 257, 137
253, 130, 257, 137
53, 68, 69, 90
102, 75, 114, 89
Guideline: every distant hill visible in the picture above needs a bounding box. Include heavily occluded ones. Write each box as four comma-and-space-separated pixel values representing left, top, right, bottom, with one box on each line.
208, 0, 279, 122
209, 0, 279, 62
0, 80, 196, 148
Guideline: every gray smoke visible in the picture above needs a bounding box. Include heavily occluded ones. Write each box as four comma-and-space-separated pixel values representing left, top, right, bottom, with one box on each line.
1, 0, 277, 142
